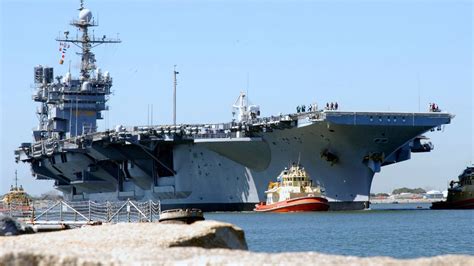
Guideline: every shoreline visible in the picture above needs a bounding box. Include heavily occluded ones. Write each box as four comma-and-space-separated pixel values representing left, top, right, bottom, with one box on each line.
370, 199, 442, 204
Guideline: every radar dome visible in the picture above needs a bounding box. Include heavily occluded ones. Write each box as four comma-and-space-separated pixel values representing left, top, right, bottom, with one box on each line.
79, 9, 92, 22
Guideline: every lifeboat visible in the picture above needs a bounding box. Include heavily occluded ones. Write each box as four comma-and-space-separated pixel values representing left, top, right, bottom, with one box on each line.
254, 163, 329, 212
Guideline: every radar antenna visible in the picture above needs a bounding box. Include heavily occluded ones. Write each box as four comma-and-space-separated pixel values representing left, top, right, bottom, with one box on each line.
56, 0, 121, 80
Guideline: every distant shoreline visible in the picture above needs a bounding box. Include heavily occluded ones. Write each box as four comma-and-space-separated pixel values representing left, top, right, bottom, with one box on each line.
370, 198, 442, 204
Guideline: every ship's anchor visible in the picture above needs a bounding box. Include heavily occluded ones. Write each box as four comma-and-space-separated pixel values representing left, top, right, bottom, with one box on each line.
363, 152, 385, 173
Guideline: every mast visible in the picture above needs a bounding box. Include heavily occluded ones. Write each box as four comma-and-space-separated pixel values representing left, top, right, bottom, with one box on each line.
14, 170, 18, 189
56, 0, 121, 80
173, 65, 179, 126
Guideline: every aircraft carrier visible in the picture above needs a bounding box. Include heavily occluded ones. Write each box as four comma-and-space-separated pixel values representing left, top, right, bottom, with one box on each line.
15, 2, 453, 211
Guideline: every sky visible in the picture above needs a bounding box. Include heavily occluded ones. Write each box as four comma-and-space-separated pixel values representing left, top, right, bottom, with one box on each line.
0, 0, 472, 196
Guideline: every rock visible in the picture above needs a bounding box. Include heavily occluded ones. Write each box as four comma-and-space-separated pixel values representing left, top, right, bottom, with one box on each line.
0, 220, 472, 265
0, 220, 247, 265
0, 220, 247, 248
0, 214, 35, 236
168, 221, 246, 249
0, 214, 20, 236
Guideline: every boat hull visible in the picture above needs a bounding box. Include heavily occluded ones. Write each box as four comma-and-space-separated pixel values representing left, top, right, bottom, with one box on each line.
430, 198, 474, 210
254, 197, 329, 212
0, 206, 33, 217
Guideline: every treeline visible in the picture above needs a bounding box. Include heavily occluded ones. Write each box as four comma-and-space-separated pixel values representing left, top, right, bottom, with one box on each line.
371, 188, 427, 196
392, 187, 426, 195
370, 193, 389, 197
30, 191, 64, 201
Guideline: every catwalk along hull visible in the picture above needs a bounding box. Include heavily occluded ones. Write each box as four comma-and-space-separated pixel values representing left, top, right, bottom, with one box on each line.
16, 111, 452, 211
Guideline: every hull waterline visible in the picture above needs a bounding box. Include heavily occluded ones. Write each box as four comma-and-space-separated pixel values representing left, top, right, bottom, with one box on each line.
431, 198, 474, 210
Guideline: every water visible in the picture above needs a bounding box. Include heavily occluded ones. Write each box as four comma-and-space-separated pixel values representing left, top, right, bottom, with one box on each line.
206, 203, 473, 258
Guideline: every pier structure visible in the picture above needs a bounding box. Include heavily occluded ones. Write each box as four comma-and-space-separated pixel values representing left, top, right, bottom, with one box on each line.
1, 199, 162, 231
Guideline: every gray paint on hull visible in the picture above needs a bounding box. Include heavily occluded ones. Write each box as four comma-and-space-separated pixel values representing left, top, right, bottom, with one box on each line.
83, 121, 434, 206
25, 111, 450, 211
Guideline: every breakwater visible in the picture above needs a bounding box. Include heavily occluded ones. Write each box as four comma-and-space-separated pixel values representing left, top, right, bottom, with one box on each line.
1, 221, 472, 265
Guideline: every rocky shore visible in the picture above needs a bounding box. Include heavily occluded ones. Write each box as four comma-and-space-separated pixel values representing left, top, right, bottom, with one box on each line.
1, 220, 472, 265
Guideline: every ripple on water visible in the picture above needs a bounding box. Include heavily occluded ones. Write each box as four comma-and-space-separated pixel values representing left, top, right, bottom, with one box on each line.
206, 203, 474, 258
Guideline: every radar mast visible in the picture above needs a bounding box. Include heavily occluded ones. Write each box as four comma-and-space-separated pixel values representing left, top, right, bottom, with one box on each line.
31, 0, 121, 140
55, 0, 121, 80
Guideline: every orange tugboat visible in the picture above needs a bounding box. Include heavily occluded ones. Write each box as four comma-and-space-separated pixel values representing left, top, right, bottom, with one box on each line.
431, 166, 474, 209
254, 163, 329, 212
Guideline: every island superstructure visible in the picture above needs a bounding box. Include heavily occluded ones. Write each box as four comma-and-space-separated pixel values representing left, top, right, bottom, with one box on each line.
15, 2, 453, 211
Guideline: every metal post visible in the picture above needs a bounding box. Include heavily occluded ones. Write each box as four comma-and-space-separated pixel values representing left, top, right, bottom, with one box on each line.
69, 97, 73, 134
127, 199, 131, 223
149, 200, 152, 222
75, 97, 78, 136
106, 201, 110, 222
30, 203, 35, 223
115, 204, 119, 223
173, 65, 179, 126
59, 201, 63, 221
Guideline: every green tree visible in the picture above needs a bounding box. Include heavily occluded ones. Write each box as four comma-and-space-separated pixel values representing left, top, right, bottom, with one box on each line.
392, 187, 426, 194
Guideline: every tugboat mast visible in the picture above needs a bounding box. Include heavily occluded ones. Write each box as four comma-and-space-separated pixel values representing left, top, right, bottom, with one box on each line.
14, 170, 18, 189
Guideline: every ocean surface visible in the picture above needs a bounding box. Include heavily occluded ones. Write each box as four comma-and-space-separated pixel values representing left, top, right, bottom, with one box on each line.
206, 203, 473, 258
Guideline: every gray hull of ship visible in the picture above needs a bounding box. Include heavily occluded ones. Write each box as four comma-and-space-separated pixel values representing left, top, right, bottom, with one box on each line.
19, 111, 451, 211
